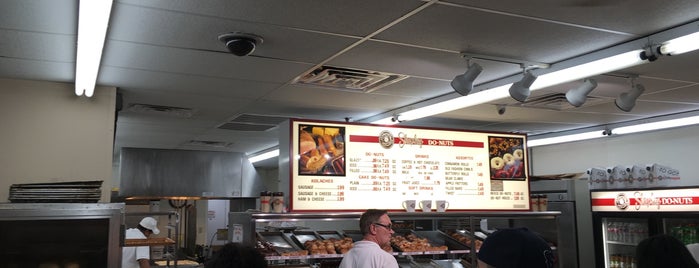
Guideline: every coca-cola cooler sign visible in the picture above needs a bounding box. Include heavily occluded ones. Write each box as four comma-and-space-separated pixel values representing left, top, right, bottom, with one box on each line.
289, 119, 531, 212
591, 188, 699, 212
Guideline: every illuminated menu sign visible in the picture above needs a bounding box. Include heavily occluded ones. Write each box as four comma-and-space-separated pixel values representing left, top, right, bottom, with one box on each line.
290, 120, 530, 212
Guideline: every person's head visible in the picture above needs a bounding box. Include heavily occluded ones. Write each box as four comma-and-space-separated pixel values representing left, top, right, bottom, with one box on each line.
636, 234, 699, 268
477, 228, 554, 268
205, 242, 267, 268
137, 217, 160, 237
359, 209, 394, 247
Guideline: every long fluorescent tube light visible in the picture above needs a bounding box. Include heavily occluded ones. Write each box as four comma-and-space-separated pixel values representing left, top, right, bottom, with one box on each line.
612, 115, 699, 135
370, 49, 647, 124
75, 0, 114, 97
659, 31, 699, 55
527, 130, 606, 147
531, 50, 645, 90
249, 149, 279, 163
397, 84, 511, 122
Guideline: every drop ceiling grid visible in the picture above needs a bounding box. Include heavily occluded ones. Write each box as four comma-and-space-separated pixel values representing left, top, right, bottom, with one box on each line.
373, 4, 634, 63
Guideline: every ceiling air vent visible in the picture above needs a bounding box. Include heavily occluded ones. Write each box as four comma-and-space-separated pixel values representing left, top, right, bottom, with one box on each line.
513, 93, 607, 111
183, 140, 234, 148
294, 66, 408, 93
218, 114, 288, 132
127, 103, 194, 118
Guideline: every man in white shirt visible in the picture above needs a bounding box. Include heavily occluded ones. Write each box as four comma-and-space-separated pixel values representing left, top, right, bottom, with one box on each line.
122, 217, 160, 268
339, 209, 399, 268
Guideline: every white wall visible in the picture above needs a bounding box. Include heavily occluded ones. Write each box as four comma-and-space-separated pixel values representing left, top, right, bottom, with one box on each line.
0, 78, 117, 202
531, 124, 699, 186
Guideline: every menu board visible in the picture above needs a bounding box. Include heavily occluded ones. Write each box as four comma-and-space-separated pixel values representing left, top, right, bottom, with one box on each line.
290, 120, 530, 212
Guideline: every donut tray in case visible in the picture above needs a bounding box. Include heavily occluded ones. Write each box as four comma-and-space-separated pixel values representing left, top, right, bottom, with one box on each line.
256, 231, 302, 255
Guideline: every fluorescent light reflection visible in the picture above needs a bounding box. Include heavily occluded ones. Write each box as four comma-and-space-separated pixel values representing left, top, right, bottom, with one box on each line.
527, 130, 605, 147
249, 149, 279, 163
612, 115, 699, 135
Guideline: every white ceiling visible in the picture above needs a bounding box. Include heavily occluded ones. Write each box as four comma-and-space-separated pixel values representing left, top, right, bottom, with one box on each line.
2, 0, 699, 168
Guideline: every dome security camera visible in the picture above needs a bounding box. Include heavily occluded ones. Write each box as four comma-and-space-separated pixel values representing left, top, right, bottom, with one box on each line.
496, 104, 506, 115
217, 32, 263, 57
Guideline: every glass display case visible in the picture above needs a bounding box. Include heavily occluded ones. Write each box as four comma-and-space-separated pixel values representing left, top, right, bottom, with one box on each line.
229, 211, 561, 268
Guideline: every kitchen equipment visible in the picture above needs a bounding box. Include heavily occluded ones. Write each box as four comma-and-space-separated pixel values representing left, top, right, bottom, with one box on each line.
528, 179, 594, 268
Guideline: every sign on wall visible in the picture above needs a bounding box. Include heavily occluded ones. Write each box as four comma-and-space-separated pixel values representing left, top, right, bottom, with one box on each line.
290, 120, 531, 212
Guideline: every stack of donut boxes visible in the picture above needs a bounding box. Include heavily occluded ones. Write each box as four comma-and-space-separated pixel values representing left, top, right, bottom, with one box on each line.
587, 163, 681, 190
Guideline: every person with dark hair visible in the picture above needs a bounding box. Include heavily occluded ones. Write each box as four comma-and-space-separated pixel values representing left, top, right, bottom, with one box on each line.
205, 242, 268, 268
339, 209, 399, 268
122, 217, 160, 268
636, 234, 699, 268
477, 227, 555, 268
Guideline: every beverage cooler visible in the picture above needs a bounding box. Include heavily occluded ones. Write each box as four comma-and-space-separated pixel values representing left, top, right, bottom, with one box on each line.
590, 187, 699, 268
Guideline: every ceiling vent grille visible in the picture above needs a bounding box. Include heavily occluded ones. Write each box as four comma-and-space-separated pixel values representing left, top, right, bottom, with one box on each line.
183, 140, 234, 148
218, 114, 288, 131
294, 66, 408, 93
514, 93, 607, 111
127, 103, 194, 118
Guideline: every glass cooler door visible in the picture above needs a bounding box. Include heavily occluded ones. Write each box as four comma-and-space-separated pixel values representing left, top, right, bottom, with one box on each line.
663, 217, 699, 245
601, 217, 649, 268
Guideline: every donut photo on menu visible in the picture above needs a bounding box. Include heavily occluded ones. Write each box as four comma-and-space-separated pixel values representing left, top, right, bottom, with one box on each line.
488, 136, 526, 180
298, 124, 346, 176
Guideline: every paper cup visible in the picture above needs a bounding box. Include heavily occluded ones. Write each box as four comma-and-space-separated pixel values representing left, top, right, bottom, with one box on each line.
402, 200, 416, 212
436, 200, 449, 212
419, 200, 432, 212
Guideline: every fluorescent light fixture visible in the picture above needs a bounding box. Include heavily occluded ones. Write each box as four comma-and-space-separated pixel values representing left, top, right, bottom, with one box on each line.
368, 49, 648, 124
75, 0, 114, 97
249, 149, 279, 163
399, 84, 512, 121
527, 130, 606, 147
659, 31, 699, 56
612, 115, 699, 135
531, 50, 646, 90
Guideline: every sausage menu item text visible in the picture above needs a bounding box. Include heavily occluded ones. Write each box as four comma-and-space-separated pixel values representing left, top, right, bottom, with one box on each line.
290, 120, 531, 211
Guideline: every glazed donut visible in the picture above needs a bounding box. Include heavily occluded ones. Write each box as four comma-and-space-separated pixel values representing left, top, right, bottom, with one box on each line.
502, 153, 515, 166
513, 149, 523, 160
490, 157, 505, 170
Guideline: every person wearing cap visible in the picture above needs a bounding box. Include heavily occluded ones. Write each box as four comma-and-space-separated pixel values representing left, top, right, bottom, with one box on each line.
477, 227, 555, 268
339, 209, 399, 268
122, 217, 160, 268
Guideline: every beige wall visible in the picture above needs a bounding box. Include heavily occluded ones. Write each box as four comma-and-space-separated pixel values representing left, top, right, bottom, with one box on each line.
531, 124, 699, 185
0, 78, 116, 202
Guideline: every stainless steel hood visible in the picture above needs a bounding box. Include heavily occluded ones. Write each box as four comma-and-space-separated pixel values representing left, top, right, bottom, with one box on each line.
119, 148, 264, 199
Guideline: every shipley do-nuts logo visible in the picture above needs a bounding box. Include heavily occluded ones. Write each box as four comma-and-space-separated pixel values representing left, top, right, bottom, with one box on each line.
379, 130, 394, 149
615, 193, 629, 210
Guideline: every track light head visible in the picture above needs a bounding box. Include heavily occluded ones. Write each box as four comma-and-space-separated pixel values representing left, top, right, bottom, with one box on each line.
509, 71, 537, 102
451, 63, 483, 96
565, 78, 598, 107
615, 83, 645, 112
